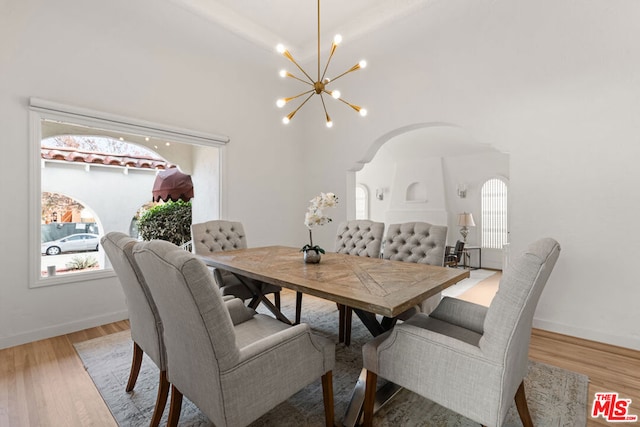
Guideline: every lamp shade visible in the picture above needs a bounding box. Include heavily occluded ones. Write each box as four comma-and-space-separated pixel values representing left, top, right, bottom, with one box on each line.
457, 212, 475, 227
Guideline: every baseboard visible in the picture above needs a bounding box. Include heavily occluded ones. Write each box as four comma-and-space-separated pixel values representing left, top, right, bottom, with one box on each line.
0, 310, 129, 350
533, 318, 640, 352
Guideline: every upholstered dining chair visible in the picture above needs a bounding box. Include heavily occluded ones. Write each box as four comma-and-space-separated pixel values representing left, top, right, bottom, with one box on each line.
191, 220, 282, 311
362, 238, 561, 427
101, 232, 168, 427
304, 220, 385, 345
133, 239, 336, 427
382, 221, 448, 317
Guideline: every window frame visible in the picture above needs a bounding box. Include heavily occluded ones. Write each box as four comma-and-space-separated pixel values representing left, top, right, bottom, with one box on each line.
29, 98, 229, 288
355, 184, 369, 220
480, 176, 509, 249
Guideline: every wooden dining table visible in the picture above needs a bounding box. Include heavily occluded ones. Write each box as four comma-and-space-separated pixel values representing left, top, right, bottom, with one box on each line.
201, 245, 471, 425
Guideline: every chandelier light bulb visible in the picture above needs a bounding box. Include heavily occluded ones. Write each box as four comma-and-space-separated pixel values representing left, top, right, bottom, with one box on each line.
282, 117, 290, 124
333, 34, 342, 45
359, 60, 367, 69
279, 69, 288, 78
276, 99, 286, 108
359, 108, 368, 117
331, 90, 341, 99
326, 120, 333, 128
276, 44, 286, 54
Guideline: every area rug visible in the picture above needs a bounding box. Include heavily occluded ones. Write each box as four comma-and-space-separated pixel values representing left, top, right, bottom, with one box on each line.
74, 292, 588, 426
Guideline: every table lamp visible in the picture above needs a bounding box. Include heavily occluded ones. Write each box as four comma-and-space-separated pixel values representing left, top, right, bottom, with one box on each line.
457, 212, 475, 243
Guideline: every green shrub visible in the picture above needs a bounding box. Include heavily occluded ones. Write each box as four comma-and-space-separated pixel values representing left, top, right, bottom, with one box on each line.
137, 200, 192, 246
66, 255, 98, 271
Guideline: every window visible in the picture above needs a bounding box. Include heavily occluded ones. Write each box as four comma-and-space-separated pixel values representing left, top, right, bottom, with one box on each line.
355, 184, 369, 220
481, 177, 508, 249
30, 98, 228, 288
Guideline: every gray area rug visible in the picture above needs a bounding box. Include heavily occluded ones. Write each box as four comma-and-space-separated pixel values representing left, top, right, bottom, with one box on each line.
74, 292, 588, 426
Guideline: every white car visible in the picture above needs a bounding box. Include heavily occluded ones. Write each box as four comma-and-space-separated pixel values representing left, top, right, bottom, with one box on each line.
41, 233, 100, 256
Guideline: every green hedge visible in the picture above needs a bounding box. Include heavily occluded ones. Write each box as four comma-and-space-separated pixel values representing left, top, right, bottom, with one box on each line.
137, 200, 192, 246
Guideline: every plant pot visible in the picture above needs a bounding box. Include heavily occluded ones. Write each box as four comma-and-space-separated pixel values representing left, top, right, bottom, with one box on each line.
303, 249, 321, 264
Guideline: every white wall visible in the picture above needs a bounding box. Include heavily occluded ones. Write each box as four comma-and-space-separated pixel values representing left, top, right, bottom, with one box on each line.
0, 0, 306, 349
2, 0, 640, 352
299, 0, 640, 350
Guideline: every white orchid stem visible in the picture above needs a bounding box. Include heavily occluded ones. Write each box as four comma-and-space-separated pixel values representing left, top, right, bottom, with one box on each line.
309, 229, 314, 247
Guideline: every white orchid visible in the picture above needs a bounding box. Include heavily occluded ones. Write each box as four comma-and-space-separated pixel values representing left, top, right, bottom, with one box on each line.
302, 192, 339, 253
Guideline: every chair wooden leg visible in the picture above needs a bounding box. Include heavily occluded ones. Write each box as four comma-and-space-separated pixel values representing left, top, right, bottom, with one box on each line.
362, 370, 377, 427
126, 342, 144, 392
149, 370, 169, 427
515, 381, 534, 427
321, 371, 335, 427
274, 291, 281, 310
344, 307, 352, 347
167, 384, 183, 427
295, 291, 303, 324
338, 304, 345, 343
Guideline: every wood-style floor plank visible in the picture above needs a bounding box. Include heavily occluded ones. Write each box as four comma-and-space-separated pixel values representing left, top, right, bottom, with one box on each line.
1, 295, 639, 426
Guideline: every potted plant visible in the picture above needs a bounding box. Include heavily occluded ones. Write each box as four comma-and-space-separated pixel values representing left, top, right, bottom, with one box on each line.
301, 192, 338, 263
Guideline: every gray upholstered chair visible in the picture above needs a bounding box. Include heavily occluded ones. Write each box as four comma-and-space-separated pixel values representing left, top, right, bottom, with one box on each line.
133, 239, 336, 427
191, 220, 282, 311
101, 232, 168, 427
382, 221, 448, 317
312, 220, 385, 345
362, 238, 561, 427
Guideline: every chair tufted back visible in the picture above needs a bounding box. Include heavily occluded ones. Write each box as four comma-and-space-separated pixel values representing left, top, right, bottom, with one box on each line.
382, 222, 447, 266
334, 220, 385, 258
191, 220, 248, 255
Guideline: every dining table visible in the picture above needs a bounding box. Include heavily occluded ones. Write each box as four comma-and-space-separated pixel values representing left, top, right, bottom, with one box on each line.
201, 245, 470, 426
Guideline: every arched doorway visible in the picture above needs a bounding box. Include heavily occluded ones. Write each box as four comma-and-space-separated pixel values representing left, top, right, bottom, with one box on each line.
351, 122, 509, 269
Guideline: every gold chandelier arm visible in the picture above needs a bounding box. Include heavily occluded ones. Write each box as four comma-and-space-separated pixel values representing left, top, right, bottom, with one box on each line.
328, 62, 363, 83
282, 50, 315, 84
320, 93, 332, 126
336, 97, 365, 114
285, 92, 315, 122
320, 42, 338, 83
283, 71, 315, 87
284, 89, 315, 104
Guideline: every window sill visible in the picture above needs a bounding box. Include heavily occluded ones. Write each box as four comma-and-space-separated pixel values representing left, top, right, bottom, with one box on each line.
31, 269, 117, 288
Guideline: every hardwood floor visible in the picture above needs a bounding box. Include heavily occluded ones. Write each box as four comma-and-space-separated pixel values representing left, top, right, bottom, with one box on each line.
0, 321, 129, 427
1, 287, 638, 426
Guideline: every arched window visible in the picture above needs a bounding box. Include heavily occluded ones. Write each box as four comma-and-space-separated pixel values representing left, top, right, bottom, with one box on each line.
481, 178, 508, 249
355, 184, 369, 220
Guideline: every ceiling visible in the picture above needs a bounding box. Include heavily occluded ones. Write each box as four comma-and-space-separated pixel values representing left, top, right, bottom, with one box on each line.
170, 0, 431, 60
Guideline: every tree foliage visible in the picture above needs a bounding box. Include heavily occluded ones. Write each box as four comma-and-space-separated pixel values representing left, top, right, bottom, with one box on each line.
137, 200, 192, 246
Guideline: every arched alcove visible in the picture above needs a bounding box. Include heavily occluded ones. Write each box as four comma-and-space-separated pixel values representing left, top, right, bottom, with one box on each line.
350, 122, 510, 269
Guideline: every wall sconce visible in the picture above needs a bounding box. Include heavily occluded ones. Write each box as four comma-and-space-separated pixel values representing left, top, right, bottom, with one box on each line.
457, 183, 467, 198
375, 188, 384, 200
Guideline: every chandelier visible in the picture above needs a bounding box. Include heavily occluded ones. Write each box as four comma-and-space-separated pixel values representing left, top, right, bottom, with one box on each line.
276, 0, 367, 128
